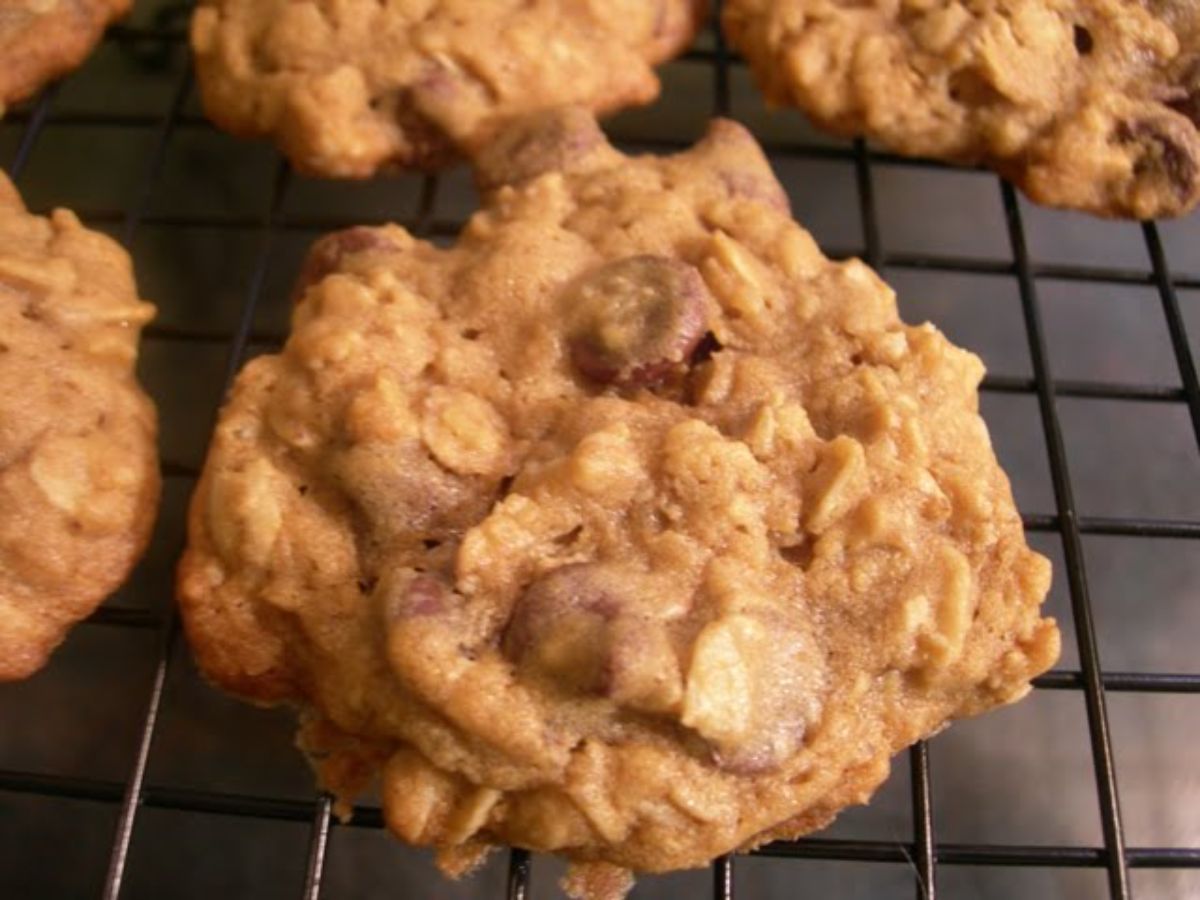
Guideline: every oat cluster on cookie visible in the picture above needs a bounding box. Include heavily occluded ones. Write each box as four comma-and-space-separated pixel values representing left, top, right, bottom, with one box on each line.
178, 111, 1059, 890
0, 172, 159, 680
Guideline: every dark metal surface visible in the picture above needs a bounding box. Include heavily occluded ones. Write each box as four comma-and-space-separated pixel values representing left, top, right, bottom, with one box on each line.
1, 1, 1198, 898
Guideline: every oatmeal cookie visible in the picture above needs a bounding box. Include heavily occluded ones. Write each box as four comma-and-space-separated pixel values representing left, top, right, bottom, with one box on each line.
725, 0, 1200, 218
177, 110, 1059, 895
0, 172, 158, 680
190, 0, 706, 178
0, 0, 129, 110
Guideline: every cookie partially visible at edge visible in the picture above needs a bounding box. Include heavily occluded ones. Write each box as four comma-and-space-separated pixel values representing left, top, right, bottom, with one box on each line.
0, 171, 159, 680
190, 0, 706, 177
725, 0, 1200, 219
0, 0, 130, 110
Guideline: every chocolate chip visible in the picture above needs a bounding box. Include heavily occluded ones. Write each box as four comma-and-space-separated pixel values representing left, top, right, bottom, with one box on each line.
563, 256, 710, 389
473, 107, 606, 192
502, 565, 620, 690
503, 565, 683, 711
331, 443, 494, 543
292, 227, 399, 302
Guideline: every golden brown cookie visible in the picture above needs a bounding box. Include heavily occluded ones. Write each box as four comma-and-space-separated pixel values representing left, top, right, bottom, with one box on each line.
0, 171, 159, 680
725, 0, 1200, 219
190, 0, 706, 177
0, 0, 130, 110
177, 110, 1059, 896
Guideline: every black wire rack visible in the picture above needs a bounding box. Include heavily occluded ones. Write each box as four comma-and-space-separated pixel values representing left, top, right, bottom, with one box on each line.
2, 2, 1199, 898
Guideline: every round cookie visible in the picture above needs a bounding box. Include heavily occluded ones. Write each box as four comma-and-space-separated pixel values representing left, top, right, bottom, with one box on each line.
0, 171, 159, 680
190, 0, 706, 178
724, 0, 1200, 219
177, 110, 1059, 896
0, 0, 130, 111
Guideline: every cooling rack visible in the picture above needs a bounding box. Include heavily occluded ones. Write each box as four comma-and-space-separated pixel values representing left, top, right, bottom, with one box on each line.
2, 1, 1199, 898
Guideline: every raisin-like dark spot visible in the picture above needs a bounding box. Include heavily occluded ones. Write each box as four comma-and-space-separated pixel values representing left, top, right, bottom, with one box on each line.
948, 68, 1004, 106
1073, 25, 1093, 55
690, 331, 722, 367
384, 573, 449, 619
563, 256, 710, 389
780, 540, 815, 570
391, 93, 457, 172
412, 62, 458, 104
718, 170, 790, 212
553, 525, 584, 547
1165, 59, 1200, 128
291, 227, 399, 302
496, 474, 515, 499
1117, 118, 1199, 201
1165, 90, 1199, 127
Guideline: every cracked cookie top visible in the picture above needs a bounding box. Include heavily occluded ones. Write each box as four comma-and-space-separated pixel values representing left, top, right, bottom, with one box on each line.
177, 110, 1058, 896
0, 172, 158, 680
0, 0, 129, 109
725, 0, 1200, 218
190, 0, 705, 177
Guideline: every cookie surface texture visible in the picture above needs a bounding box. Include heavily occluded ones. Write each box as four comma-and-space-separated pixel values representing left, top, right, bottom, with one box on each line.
0, 0, 129, 109
190, 0, 705, 177
0, 172, 158, 680
725, 0, 1200, 218
177, 110, 1060, 893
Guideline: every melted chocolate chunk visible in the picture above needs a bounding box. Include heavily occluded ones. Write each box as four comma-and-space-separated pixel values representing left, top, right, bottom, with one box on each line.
563, 255, 709, 388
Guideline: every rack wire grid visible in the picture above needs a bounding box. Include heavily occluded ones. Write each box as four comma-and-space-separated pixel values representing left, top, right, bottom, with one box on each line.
2, 1, 1199, 898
